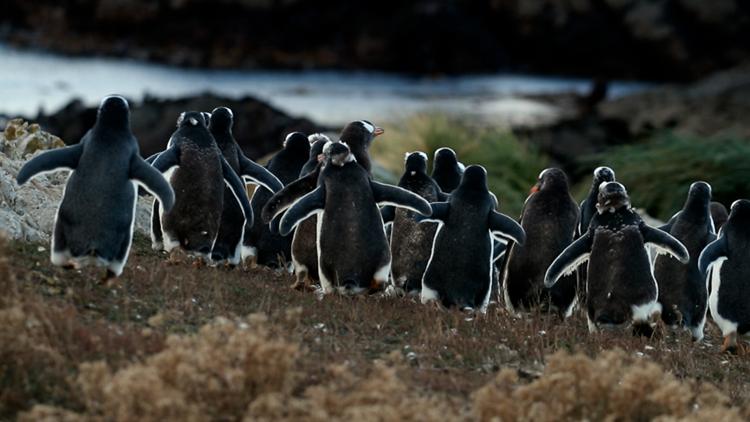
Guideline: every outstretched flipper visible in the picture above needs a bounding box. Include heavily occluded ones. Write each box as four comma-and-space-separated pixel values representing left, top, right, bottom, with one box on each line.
145, 152, 161, 165
658, 212, 681, 233
238, 154, 283, 193
268, 212, 283, 234
698, 236, 728, 278
380, 205, 396, 224
279, 186, 326, 236
130, 157, 175, 212
151, 145, 181, 173
16, 143, 84, 185
370, 181, 432, 216
261, 167, 320, 223
544, 233, 593, 288
221, 157, 254, 226
641, 224, 689, 263
416, 202, 450, 224
488, 211, 525, 246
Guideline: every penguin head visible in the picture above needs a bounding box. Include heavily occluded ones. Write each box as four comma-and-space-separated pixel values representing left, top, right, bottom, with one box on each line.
531, 168, 568, 193
688, 181, 712, 201
308, 135, 330, 163
596, 181, 630, 214
434, 147, 459, 168
730, 199, 750, 219
593, 166, 616, 185
404, 151, 428, 175
283, 132, 311, 158
208, 107, 233, 133
97, 95, 130, 129
324, 141, 356, 167
177, 111, 208, 128
459, 165, 488, 191
340, 120, 384, 146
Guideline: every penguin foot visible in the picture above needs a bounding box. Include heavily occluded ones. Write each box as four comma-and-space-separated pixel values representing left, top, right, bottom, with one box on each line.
192, 257, 207, 269
167, 249, 186, 265
99, 269, 117, 285
721, 333, 743, 355
241, 256, 258, 272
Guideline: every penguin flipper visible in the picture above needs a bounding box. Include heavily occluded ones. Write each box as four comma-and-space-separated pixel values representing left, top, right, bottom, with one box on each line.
238, 153, 283, 193
416, 202, 449, 224
641, 224, 689, 263
151, 145, 181, 173
488, 211, 526, 246
279, 186, 326, 236
261, 169, 319, 223
380, 205, 396, 224
544, 234, 592, 288
16, 143, 84, 185
698, 235, 728, 278
370, 181, 432, 216
221, 156, 254, 227
658, 211, 681, 233
268, 212, 283, 234
130, 157, 176, 212
145, 152, 161, 165
436, 190, 450, 202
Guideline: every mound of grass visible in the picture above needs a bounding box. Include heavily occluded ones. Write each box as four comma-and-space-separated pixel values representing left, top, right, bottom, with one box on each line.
581, 131, 750, 220
372, 114, 548, 217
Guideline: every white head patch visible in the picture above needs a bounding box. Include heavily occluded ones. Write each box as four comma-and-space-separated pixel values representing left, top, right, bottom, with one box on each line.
359, 120, 375, 133
538, 168, 550, 180
308, 133, 331, 145
188, 117, 199, 126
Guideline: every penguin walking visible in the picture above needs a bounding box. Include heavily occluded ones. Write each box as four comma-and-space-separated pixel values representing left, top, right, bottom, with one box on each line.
244, 131, 310, 268
654, 182, 714, 341
16, 96, 175, 279
431, 147, 464, 193
381, 152, 447, 295
699, 199, 750, 354
419, 165, 525, 312
150, 111, 257, 260
545, 182, 689, 334
277, 142, 432, 294
501, 168, 579, 317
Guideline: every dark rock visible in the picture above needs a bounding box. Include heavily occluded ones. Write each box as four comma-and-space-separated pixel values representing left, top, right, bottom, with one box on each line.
33, 94, 325, 160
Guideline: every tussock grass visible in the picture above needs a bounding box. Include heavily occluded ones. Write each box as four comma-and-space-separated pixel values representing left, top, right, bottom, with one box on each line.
581, 131, 750, 220
372, 114, 547, 217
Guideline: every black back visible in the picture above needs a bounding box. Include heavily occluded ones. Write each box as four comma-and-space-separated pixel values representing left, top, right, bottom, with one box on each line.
431, 147, 463, 192
715, 200, 750, 333
710, 201, 729, 232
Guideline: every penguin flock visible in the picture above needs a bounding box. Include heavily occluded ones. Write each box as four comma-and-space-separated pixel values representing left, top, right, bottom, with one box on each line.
15, 95, 750, 354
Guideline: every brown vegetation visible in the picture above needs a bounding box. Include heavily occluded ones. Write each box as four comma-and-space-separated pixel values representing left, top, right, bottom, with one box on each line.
2, 236, 749, 421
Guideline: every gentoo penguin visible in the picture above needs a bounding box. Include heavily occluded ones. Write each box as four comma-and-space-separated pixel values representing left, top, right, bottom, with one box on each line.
16, 96, 175, 279
710, 202, 729, 232
150, 111, 256, 259
244, 131, 310, 268
382, 151, 447, 295
545, 182, 689, 334
653, 182, 714, 341
501, 168, 580, 317
277, 142, 432, 294
431, 147, 465, 193
338, 120, 384, 173
699, 199, 750, 353
208, 107, 283, 264
419, 165, 526, 312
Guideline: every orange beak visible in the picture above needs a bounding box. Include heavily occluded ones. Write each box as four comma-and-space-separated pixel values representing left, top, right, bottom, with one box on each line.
530, 183, 540, 194
373, 127, 385, 137
317, 153, 325, 163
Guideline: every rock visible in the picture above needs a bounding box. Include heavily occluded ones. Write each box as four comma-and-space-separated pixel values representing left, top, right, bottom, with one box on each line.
0, 120, 153, 242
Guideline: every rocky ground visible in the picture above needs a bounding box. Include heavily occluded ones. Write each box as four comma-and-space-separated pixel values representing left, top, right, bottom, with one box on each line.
2, 0, 749, 81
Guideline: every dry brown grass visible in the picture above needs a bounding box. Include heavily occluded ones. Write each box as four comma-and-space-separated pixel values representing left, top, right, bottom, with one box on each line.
2, 236, 750, 421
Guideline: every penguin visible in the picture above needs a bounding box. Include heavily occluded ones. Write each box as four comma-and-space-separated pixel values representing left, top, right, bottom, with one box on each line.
16, 96, 175, 279
244, 131, 310, 268
381, 151, 447, 295
501, 168, 580, 317
545, 182, 689, 334
206, 107, 284, 265
653, 181, 714, 341
710, 202, 729, 232
431, 147, 465, 193
699, 199, 750, 353
338, 120, 384, 174
418, 165, 526, 312
150, 111, 258, 260
277, 142, 432, 294
579, 166, 616, 236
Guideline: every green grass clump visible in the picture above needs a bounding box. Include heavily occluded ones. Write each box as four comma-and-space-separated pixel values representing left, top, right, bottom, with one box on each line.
582, 131, 750, 220
372, 114, 548, 217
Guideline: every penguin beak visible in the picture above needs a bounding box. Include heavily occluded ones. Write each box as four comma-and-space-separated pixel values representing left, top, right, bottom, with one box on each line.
530, 183, 540, 194
373, 127, 385, 137
317, 153, 325, 163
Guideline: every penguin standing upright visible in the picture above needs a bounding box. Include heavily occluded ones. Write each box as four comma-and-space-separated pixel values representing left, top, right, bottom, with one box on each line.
431, 147, 464, 193
545, 182, 689, 334
419, 166, 526, 312
710, 202, 729, 232
338, 120, 384, 173
654, 182, 715, 341
699, 199, 750, 353
16, 96, 175, 279
382, 152, 447, 295
207, 107, 284, 264
501, 168, 580, 317
277, 142, 432, 294
244, 132, 310, 268
150, 111, 256, 259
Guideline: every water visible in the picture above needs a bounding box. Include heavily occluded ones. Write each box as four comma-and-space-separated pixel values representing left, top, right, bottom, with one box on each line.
0, 44, 651, 127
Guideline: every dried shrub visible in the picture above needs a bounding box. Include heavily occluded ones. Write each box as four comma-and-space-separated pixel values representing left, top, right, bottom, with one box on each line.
473, 349, 743, 422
